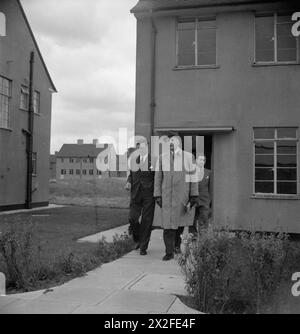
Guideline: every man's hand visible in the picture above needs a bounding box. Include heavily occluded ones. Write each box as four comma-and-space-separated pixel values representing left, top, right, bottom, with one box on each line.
189, 196, 198, 208
155, 197, 162, 208
125, 182, 131, 191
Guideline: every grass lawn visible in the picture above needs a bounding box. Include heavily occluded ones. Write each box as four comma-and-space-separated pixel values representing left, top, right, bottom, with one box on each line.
49, 178, 130, 208
0, 206, 130, 293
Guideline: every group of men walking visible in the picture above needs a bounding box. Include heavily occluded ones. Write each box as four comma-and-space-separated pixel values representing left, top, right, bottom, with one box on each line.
125, 133, 211, 261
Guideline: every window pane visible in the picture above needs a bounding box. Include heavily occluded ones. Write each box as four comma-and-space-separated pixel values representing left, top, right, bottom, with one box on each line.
255, 168, 274, 181
277, 141, 297, 154
277, 22, 297, 62
277, 182, 297, 195
277, 128, 297, 139
197, 27, 216, 65
178, 20, 196, 30
255, 155, 274, 167
254, 128, 275, 139
277, 155, 297, 167
255, 181, 274, 193
178, 29, 195, 66
255, 16, 275, 62
255, 142, 274, 154
277, 168, 297, 181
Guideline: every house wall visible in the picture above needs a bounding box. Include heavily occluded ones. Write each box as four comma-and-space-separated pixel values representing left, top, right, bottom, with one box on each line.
134, 6, 300, 232
0, 0, 53, 210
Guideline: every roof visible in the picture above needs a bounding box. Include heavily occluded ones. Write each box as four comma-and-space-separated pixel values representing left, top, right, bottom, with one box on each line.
57, 144, 111, 158
131, 0, 288, 14
17, 0, 57, 92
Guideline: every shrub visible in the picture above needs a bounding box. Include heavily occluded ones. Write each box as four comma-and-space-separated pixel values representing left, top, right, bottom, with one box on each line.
179, 227, 300, 314
96, 233, 135, 263
0, 218, 135, 293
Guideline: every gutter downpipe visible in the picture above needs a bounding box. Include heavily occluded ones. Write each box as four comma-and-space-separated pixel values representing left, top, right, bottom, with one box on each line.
150, 11, 157, 138
25, 51, 35, 209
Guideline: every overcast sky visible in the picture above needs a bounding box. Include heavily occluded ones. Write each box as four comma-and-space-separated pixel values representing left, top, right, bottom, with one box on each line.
21, 0, 137, 154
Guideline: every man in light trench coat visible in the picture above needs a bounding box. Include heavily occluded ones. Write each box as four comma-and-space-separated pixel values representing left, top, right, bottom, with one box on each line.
153, 134, 199, 261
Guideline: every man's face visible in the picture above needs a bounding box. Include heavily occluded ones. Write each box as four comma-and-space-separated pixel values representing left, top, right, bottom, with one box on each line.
139, 142, 148, 156
170, 136, 181, 152
197, 156, 206, 168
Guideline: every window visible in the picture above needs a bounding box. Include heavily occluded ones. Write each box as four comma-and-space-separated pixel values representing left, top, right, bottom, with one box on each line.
89, 158, 94, 163
0, 76, 11, 129
32, 153, 37, 176
76, 158, 80, 163
177, 18, 216, 67
61, 169, 67, 175
61, 158, 64, 163
97, 170, 102, 176
89, 170, 94, 175
0, 12, 6, 36
69, 158, 74, 163
83, 159, 87, 163
76, 169, 80, 175
82, 170, 87, 175
254, 128, 298, 195
20, 86, 29, 110
34, 91, 40, 114
255, 13, 298, 63
69, 169, 74, 175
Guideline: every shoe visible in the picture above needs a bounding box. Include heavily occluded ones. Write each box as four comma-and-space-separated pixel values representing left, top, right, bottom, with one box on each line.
162, 254, 174, 261
140, 250, 147, 256
175, 247, 181, 255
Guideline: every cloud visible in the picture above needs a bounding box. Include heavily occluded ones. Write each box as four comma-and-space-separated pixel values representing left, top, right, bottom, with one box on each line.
21, 0, 137, 153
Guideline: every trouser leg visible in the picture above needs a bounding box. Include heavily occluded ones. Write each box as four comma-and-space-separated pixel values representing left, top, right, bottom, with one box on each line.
175, 227, 185, 249
189, 207, 199, 234
163, 229, 176, 255
139, 193, 155, 252
197, 207, 210, 232
128, 201, 142, 244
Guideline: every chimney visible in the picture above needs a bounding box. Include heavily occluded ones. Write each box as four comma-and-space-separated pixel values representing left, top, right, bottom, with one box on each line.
93, 139, 99, 146
77, 139, 84, 145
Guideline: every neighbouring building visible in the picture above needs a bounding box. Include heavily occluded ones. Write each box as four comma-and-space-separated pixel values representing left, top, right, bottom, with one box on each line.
49, 153, 57, 181
131, 0, 300, 233
56, 140, 126, 180
0, 0, 56, 211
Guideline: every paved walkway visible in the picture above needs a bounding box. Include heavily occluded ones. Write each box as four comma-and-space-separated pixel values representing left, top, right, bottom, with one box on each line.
0, 227, 200, 314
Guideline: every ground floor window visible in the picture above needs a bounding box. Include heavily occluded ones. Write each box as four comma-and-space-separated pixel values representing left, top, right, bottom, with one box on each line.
76, 169, 80, 175
61, 169, 67, 176
254, 127, 298, 195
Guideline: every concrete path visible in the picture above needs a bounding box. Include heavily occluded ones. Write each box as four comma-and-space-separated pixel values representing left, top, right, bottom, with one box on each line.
0, 228, 200, 314
78, 224, 130, 243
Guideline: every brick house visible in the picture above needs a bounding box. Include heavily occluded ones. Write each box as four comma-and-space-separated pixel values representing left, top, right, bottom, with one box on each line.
0, 0, 56, 211
131, 0, 300, 233
56, 140, 126, 180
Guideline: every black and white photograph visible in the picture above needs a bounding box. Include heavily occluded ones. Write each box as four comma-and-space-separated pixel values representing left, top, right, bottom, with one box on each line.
1, 0, 300, 317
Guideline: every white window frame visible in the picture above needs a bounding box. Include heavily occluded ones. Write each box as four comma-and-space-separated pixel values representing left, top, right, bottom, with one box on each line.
176, 17, 217, 68
20, 85, 29, 111
253, 127, 299, 197
0, 12, 6, 37
0, 75, 11, 129
33, 91, 40, 114
254, 13, 299, 65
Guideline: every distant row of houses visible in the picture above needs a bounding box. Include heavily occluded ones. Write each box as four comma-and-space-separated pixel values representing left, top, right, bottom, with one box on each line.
50, 139, 128, 181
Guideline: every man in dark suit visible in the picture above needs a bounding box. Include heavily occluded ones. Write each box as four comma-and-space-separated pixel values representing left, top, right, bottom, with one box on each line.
189, 155, 212, 235
125, 140, 155, 256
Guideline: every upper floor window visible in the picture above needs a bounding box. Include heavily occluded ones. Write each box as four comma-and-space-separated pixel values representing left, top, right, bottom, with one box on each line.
176, 18, 216, 67
254, 127, 298, 196
20, 85, 29, 110
34, 91, 40, 114
0, 75, 11, 129
0, 12, 6, 36
255, 13, 299, 64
